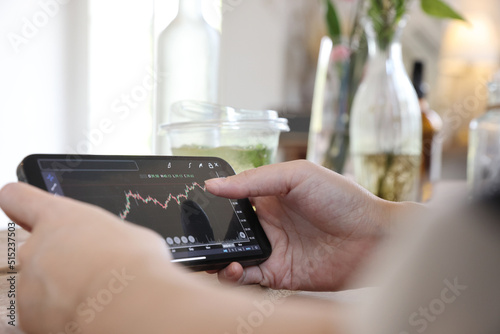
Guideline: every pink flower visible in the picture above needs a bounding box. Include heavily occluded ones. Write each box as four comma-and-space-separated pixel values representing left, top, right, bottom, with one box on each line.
331, 44, 351, 62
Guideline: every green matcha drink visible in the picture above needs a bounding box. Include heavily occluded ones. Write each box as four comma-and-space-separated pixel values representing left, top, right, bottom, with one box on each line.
172, 144, 273, 174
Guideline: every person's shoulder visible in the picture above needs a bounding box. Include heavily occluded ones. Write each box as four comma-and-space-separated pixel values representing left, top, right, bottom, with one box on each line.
351, 188, 500, 334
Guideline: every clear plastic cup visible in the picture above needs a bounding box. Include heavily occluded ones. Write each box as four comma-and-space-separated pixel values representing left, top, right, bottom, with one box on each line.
159, 101, 290, 173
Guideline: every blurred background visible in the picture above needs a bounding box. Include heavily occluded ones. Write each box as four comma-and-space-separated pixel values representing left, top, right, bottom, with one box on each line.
1, 0, 499, 228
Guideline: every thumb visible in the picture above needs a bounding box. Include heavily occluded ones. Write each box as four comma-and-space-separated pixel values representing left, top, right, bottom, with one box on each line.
217, 262, 266, 286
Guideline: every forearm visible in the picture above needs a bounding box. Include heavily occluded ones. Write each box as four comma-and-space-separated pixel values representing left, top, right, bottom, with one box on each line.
81, 265, 341, 334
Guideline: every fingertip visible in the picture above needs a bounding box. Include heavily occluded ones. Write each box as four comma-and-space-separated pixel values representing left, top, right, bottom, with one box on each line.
218, 262, 244, 284
0, 182, 46, 201
205, 178, 225, 195
0, 182, 54, 232
227, 262, 244, 279
0, 183, 30, 213
0, 183, 19, 203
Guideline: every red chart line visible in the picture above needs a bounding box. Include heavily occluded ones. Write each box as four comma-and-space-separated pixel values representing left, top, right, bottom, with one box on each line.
119, 182, 206, 219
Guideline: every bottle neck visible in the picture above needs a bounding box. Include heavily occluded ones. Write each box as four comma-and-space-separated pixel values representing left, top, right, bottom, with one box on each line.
419, 97, 429, 110
364, 15, 407, 57
177, 0, 204, 20
363, 17, 406, 74
369, 41, 404, 65
487, 80, 500, 110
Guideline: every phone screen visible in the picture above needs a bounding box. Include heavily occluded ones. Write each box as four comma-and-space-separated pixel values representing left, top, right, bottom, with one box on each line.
18, 155, 271, 270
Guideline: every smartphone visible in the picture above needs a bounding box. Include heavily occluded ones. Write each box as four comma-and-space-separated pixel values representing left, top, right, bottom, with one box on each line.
17, 154, 272, 271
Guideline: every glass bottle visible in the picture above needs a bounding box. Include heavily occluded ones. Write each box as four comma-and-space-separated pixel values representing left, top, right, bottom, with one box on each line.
467, 71, 500, 197
155, 0, 220, 154
412, 61, 443, 202
349, 15, 422, 202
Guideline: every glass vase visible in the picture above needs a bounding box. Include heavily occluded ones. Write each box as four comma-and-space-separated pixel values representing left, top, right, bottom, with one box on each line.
308, 37, 351, 173
349, 14, 422, 202
467, 71, 500, 197
308, 36, 366, 174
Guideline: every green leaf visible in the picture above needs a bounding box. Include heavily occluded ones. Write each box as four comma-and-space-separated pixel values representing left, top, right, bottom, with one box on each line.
420, 0, 466, 21
395, 0, 407, 19
324, 0, 342, 43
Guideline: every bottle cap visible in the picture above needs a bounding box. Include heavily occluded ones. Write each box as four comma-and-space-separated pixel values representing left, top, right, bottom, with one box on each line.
412, 61, 426, 99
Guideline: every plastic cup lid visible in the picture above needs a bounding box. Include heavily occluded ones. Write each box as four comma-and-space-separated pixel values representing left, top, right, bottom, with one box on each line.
160, 100, 290, 132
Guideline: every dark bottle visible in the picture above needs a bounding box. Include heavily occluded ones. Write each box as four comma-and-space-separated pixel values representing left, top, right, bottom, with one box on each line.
412, 61, 443, 202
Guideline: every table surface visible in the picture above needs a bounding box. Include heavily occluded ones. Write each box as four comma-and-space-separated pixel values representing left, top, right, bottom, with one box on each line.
0, 181, 467, 333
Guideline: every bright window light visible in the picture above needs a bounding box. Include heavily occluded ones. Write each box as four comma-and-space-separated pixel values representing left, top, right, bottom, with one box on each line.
88, 0, 220, 155
88, 0, 156, 155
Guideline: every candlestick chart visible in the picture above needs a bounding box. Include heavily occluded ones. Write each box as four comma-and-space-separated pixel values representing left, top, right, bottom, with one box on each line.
113, 181, 244, 244
119, 182, 206, 219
